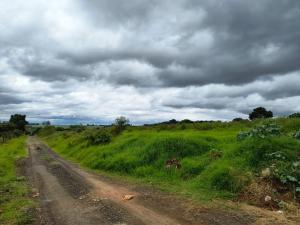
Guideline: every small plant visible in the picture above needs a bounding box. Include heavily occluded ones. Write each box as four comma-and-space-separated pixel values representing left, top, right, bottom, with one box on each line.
237, 123, 280, 141
266, 151, 300, 199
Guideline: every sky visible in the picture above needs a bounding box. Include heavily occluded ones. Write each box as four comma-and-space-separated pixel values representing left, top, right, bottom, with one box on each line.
1, 0, 300, 124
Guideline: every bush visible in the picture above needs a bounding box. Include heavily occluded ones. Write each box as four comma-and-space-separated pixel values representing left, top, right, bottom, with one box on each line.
237, 123, 280, 141
84, 130, 112, 146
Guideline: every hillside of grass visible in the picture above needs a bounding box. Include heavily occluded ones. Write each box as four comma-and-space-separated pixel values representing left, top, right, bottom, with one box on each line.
39, 118, 300, 205
0, 136, 34, 225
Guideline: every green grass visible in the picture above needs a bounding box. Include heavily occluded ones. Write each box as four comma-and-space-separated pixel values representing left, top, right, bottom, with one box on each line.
0, 136, 34, 225
39, 118, 300, 201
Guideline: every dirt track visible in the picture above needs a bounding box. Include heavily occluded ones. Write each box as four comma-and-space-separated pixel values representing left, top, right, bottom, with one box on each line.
24, 137, 298, 225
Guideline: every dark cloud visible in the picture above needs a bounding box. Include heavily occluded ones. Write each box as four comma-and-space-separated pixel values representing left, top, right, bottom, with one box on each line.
58, 48, 176, 69
78, 0, 161, 27
1, 0, 300, 122
47, 0, 300, 88
4, 0, 300, 87
0, 93, 26, 105
19, 61, 89, 82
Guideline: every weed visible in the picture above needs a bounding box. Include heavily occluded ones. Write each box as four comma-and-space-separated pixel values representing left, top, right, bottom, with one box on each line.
237, 122, 281, 141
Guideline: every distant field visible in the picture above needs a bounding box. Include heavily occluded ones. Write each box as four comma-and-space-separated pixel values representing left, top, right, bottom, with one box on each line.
39, 118, 300, 205
0, 136, 34, 225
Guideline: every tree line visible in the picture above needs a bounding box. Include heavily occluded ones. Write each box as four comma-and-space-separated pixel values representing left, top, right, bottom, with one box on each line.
1, 107, 300, 142
0, 114, 28, 143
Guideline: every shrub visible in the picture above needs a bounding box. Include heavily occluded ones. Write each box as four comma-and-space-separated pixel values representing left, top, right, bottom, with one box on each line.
84, 130, 112, 145
237, 123, 280, 141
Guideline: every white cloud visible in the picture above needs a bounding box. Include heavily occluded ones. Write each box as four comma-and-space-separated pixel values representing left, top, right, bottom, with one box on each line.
1, 0, 300, 124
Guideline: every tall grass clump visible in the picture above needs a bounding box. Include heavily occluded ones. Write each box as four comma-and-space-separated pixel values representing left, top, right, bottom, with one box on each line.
142, 137, 213, 166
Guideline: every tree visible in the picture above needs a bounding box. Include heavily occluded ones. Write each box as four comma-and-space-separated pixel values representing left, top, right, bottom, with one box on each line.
181, 119, 193, 124
113, 116, 129, 134
115, 116, 129, 127
232, 118, 244, 122
42, 121, 51, 126
9, 114, 28, 131
249, 107, 273, 120
168, 119, 178, 124
288, 113, 300, 118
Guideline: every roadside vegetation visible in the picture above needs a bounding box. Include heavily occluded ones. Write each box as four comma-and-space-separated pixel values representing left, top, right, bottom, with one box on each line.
37, 110, 300, 210
0, 114, 28, 143
0, 136, 34, 225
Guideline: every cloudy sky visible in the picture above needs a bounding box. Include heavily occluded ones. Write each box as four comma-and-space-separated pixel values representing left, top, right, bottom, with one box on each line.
1, 0, 300, 124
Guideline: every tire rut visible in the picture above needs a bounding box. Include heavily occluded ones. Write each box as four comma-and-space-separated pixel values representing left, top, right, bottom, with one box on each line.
27, 137, 145, 225
27, 137, 291, 225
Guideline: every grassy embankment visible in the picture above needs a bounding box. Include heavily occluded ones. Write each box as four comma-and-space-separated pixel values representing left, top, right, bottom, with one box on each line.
0, 136, 34, 225
39, 118, 300, 204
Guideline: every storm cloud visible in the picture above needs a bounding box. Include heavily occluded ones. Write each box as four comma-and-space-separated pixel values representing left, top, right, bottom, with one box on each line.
0, 0, 300, 123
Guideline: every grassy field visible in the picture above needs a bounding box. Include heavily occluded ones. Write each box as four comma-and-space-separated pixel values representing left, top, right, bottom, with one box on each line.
39, 118, 300, 204
0, 136, 34, 225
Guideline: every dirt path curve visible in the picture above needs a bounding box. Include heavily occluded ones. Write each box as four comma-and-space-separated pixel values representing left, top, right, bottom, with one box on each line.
25, 137, 294, 225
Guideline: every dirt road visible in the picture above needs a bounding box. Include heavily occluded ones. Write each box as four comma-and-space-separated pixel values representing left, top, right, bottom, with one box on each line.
24, 137, 297, 225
